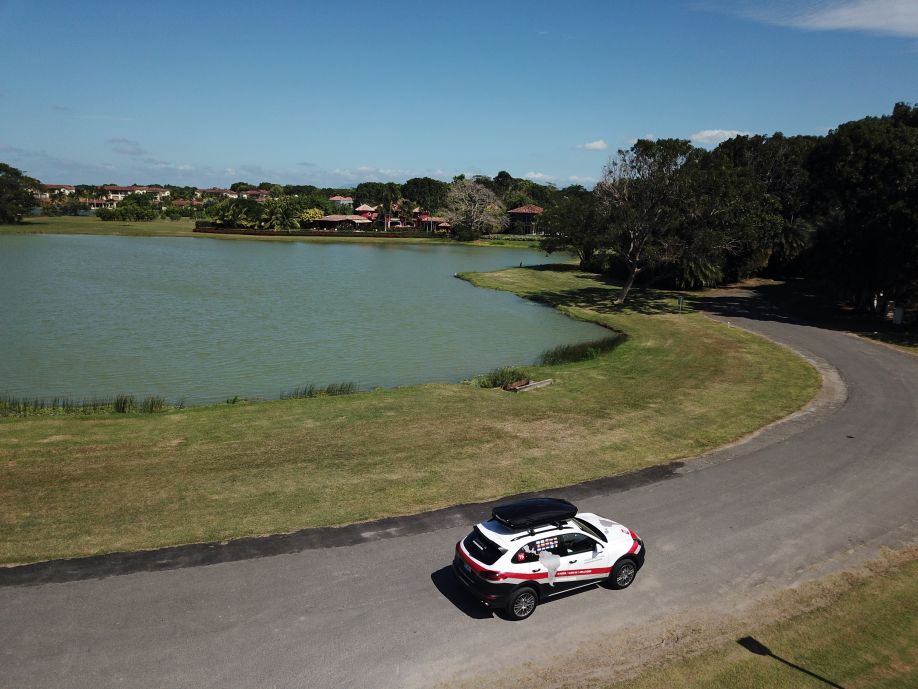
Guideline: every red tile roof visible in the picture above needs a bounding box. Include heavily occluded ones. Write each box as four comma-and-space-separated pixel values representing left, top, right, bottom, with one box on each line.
508, 204, 544, 214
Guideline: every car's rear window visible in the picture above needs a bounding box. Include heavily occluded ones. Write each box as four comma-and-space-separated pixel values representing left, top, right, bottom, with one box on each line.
463, 527, 505, 565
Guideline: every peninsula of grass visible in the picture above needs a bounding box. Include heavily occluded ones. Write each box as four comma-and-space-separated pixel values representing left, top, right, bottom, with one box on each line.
0, 264, 819, 565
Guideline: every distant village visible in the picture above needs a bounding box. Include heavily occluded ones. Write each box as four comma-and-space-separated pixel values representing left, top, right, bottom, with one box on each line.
33, 182, 547, 234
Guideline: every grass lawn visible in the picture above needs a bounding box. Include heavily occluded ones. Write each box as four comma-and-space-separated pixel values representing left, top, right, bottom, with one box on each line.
3, 216, 198, 237
2, 216, 525, 248
0, 265, 818, 565
606, 552, 918, 689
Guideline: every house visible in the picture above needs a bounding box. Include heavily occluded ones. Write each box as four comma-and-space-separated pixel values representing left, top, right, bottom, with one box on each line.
197, 187, 238, 199
44, 184, 76, 197
80, 197, 117, 210
354, 204, 378, 221
101, 185, 171, 202
329, 195, 354, 205
315, 214, 372, 229
507, 204, 544, 234
238, 189, 270, 202
418, 216, 451, 233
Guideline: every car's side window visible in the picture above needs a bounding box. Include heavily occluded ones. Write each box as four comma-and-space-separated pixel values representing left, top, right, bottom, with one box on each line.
512, 535, 561, 563
561, 533, 597, 555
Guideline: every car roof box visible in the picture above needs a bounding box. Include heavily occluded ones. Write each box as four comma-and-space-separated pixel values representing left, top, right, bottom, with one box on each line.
491, 497, 577, 530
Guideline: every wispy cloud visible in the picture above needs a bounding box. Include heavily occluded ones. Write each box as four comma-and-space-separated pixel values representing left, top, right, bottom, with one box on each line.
298, 161, 316, 167
689, 129, 751, 146
525, 171, 556, 182
568, 175, 597, 184
107, 138, 147, 157
730, 0, 918, 39
576, 138, 608, 151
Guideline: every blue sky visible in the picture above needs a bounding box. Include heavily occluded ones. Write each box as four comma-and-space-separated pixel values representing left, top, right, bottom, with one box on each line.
1, 0, 915, 188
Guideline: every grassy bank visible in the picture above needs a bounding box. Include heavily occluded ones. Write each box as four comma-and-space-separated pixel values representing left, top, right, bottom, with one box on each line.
0, 265, 818, 565
2, 216, 535, 248
606, 550, 918, 689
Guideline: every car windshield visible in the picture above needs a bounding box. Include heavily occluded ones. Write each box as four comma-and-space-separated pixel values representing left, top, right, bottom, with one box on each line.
463, 527, 506, 565
574, 517, 607, 542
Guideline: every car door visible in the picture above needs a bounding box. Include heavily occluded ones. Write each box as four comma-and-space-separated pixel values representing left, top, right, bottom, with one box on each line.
555, 532, 607, 589
508, 535, 563, 594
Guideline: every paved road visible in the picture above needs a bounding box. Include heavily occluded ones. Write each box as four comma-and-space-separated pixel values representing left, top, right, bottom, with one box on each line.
2, 296, 917, 689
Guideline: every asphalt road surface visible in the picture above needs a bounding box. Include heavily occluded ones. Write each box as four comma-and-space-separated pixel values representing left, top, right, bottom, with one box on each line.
2, 293, 917, 689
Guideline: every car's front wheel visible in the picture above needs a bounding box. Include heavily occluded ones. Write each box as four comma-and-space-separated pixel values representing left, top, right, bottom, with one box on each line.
504, 587, 538, 621
608, 558, 638, 590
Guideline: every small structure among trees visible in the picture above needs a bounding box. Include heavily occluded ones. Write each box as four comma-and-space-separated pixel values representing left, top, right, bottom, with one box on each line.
507, 204, 544, 234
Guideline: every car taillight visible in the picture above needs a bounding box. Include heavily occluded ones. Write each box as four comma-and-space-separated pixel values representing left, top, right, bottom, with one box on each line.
480, 570, 503, 581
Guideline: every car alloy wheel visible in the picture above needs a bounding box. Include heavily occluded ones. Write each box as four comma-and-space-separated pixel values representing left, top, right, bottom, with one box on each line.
510, 589, 537, 620
615, 561, 636, 588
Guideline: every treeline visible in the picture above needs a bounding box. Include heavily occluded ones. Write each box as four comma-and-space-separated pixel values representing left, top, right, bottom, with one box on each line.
543, 103, 918, 310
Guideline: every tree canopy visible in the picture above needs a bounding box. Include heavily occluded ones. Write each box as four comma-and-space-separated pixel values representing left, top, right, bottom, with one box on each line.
0, 163, 41, 224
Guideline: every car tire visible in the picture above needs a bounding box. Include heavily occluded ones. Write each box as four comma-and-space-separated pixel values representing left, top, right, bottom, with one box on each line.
608, 557, 638, 590
504, 587, 538, 621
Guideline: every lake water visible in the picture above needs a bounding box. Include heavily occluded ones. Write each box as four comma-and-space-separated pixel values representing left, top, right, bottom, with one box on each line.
0, 235, 606, 404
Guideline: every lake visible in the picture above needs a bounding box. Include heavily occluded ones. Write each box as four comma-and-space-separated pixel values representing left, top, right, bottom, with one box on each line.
0, 235, 607, 404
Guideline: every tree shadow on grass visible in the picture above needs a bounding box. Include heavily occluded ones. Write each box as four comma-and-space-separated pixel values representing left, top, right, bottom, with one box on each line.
519, 267, 918, 345
737, 636, 846, 688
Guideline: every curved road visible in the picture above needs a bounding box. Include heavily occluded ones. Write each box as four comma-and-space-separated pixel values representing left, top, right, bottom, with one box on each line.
2, 294, 917, 688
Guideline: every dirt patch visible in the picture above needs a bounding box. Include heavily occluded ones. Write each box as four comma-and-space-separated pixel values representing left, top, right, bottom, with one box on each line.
37, 435, 74, 443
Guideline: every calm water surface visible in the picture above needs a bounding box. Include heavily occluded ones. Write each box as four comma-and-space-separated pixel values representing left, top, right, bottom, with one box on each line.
0, 235, 606, 404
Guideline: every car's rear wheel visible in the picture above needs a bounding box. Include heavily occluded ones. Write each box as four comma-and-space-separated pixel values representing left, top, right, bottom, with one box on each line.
608, 558, 638, 590
504, 587, 538, 621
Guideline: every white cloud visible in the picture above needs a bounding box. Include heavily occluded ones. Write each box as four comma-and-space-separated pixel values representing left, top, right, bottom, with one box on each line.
576, 138, 608, 151
689, 129, 752, 146
525, 171, 556, 182
737, 0, 918, 39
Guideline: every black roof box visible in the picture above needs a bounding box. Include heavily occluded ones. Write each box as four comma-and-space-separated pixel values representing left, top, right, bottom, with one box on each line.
491, 497, 577, 530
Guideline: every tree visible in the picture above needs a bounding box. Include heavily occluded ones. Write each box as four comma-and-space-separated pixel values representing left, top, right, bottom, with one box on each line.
401, 177, 448, 212
0, 163, 41, 224
540, 189, 609, 269
808, 103, 918, 311
299, 207, 325, 223
596, 139, 693, 303
444, 179, 507, 240
230, 182, 255, 192
262, 198, 300, 230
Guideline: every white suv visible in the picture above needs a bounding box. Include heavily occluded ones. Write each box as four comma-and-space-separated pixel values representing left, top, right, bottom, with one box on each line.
453, 497, 645, 620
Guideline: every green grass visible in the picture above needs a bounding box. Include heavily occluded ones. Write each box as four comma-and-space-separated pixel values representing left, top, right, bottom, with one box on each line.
2, 216, 531, 247
606, 553, 918, 689
3, 216, 198, 237
0, 264, 818, 565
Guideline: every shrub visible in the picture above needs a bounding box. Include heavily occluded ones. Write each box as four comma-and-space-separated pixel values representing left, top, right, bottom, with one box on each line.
538, 335, 625, 366
473, 367, 530, 389
281, 382, 358, 399
113, 394, 135, 413
140, 396, 167, 413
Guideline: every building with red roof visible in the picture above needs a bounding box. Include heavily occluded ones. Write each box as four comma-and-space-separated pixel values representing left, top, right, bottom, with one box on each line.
507, 204, 545, 234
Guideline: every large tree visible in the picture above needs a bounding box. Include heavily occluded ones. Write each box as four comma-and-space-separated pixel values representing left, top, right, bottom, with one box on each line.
401, 177, 448, 212
444, 179, 506, 240
596, 139, 693, 303
540, 188, 609, 269
0, 163, 41, 224
808, 103, 918, 311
